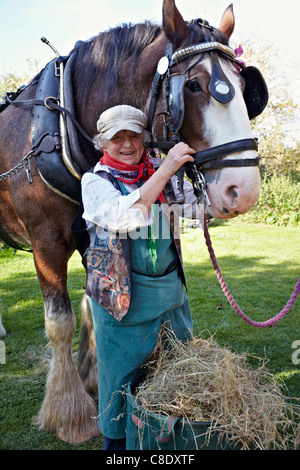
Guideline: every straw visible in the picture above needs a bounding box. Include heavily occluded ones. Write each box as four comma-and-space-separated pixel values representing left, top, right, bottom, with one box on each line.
135, 329, 300, 450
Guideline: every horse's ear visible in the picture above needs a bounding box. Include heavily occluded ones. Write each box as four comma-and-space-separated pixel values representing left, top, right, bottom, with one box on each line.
218, 4, 235, 40
163, 0, 189, 48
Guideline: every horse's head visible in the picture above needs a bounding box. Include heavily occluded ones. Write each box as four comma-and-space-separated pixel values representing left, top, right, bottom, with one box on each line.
154, 0, 268, 219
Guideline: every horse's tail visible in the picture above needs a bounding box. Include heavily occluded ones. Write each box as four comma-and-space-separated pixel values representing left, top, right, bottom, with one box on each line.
78, 295, 98, 398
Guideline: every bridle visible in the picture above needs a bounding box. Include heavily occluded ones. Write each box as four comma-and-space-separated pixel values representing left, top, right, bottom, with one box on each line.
147, 35, 268, 204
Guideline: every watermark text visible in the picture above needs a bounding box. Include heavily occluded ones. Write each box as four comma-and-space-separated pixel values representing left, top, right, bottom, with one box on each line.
292, 340, 300, 365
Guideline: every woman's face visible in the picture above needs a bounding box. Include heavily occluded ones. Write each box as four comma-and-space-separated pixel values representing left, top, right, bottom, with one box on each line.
104, 130, 145, 165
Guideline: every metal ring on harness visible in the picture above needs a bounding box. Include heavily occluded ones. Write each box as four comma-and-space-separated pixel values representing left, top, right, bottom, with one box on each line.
44, 96, 60, 110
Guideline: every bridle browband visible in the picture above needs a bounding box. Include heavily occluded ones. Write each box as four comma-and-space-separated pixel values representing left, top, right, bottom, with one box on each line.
171, 40, 236, 63
147, 39, 261, 204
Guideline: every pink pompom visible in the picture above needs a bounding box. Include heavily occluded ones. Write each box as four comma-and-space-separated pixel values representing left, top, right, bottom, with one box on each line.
234, 44, 244, 57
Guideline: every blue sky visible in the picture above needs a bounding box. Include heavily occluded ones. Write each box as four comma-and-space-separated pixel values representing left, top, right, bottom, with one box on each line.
1, 0, 299, 77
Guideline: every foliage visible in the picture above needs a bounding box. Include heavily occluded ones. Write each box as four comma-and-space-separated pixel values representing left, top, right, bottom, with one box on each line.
239, 174, 300, 226
232, 38, 300, 176
258, 129, 300, 177
0, 72, 26, 95
0, 59, 40, 95
239, 40, 299, 136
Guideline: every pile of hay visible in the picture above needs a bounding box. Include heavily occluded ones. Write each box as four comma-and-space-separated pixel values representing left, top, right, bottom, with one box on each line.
135, 332, 300, 450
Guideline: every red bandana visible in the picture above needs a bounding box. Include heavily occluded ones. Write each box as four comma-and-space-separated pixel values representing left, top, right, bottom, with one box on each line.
100, 150, 165, 202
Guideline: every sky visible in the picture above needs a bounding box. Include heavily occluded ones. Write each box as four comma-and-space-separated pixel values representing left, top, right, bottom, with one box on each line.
1, 0, 300, 76
1, 0, 300, 137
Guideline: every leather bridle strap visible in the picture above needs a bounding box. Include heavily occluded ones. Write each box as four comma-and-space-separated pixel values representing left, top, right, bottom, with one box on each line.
199, 158, 260, 170
174, 136, 259, 205
193, 138, 259, 169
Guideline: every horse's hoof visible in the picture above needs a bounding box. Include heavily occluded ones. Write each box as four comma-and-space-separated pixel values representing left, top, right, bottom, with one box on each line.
57, 423, 102, 444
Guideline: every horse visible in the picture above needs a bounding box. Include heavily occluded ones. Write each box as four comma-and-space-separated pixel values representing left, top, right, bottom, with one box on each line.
0, 0, 267, 443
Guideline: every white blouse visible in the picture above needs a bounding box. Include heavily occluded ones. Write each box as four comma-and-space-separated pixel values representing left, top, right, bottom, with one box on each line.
81, 159, 200, 234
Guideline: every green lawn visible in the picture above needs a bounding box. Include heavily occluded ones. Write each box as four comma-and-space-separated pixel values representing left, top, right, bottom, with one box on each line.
0, 219, 299, 450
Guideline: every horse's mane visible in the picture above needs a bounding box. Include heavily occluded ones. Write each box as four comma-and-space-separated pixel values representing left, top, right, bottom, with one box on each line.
71, 19, 228, 102
72, 21, 162, 100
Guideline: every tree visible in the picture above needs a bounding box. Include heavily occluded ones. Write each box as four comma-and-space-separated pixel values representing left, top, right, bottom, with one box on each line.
233, 39, 300, 176
231, 38, 300, 175
0, 59, 40, 95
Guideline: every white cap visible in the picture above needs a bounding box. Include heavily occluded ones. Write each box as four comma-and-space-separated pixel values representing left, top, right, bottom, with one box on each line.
96, 105, 147, 139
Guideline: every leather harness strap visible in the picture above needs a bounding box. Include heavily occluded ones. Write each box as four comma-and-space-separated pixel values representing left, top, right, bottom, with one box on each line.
5, 94, 94, 145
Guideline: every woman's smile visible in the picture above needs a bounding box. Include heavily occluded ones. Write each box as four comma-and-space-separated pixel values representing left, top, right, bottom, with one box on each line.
104, 130, 144, 165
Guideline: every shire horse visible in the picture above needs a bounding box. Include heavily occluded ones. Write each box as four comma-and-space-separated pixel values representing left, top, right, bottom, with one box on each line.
0, 0, 267, 443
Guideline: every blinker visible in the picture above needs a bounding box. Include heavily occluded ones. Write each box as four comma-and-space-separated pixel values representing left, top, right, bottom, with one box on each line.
168, 74, 187, 134
208, 53, 235, 104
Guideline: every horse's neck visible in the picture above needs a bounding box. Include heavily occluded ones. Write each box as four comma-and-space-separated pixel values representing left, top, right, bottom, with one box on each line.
74, 32, 168, 157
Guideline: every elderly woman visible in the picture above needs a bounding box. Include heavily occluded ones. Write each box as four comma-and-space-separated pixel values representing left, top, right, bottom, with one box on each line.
81, 105, 198, 450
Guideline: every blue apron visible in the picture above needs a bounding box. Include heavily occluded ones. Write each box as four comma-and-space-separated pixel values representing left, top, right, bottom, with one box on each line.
88, 187, 193, 439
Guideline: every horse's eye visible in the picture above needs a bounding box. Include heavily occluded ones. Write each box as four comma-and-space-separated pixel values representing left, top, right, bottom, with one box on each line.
186, 79, 202, 92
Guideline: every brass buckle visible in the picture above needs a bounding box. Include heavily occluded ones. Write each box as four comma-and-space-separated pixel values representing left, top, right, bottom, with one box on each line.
44, 96, 59, 110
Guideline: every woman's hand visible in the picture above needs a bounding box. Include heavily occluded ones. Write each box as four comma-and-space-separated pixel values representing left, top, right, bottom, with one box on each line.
162, 142, 195, 177
133, 142, 195, 216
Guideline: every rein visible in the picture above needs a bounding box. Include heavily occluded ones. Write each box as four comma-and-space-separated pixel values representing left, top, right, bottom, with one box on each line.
147, 25, 300, 328
204, 219, 300, 327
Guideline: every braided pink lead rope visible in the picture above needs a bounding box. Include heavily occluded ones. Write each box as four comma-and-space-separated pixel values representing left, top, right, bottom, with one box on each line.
203, 220, 300, 328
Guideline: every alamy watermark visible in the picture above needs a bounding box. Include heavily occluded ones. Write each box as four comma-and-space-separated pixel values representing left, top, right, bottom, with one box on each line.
97, 202, 206, 240
0, 340, 5, 364
292, 340, 300, 365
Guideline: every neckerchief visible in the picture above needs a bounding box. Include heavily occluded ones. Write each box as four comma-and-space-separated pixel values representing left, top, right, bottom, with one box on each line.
100, 149, 164, 203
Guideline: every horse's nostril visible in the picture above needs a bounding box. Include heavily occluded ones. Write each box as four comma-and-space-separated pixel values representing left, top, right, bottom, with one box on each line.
224, 186, 238, 204
228, 186, 238, 198
222, 185, 240, 210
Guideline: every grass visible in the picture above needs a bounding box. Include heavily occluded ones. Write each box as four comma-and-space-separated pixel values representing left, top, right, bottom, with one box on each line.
0, 219, 299, 450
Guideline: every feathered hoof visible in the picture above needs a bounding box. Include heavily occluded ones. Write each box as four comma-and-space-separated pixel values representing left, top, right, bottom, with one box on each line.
57, 421, 102, 444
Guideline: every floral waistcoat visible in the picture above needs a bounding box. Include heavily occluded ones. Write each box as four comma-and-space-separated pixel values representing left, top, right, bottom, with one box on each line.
84, 170, 185, 322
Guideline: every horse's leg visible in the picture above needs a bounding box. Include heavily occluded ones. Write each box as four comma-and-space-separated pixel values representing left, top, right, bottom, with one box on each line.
78, 295, 98, 398
31, 236, 100, 444
0, 312, 6, 338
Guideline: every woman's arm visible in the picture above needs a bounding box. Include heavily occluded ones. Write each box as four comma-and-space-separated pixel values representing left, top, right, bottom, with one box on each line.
133, 142, 195, 217
81, 142, 195, 233
81, 171, 148, 232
